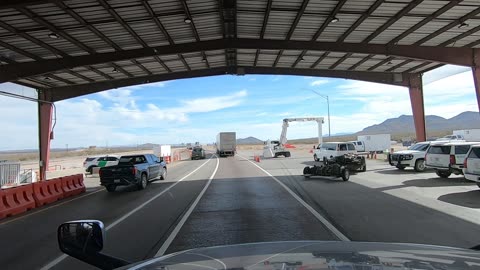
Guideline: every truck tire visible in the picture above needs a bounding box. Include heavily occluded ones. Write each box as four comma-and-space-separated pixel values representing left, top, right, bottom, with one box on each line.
436, 170, 451, 178
285, 152, 291, 157
396, 165, 405, 170
414, 159, 426, 172
138, 173, 148, 190
160, 167, 167, 180
341, 168, 350, 181
303, 167, 311, 178
106, 185, 116, 192
477, 183, 480, 188
313, 154, 319, 161
361, 164, 367, 172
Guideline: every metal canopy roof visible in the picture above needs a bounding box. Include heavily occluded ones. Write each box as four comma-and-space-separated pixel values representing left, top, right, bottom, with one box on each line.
1, 0, 479, 101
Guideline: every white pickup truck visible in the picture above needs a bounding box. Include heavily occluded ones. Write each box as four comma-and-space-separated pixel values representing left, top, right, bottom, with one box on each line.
388, 142, 430, 172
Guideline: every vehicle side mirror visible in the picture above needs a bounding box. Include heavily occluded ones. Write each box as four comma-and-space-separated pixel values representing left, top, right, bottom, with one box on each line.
58, 220, 104, 255
58, 220, 130, 269
159, 157, 164, 162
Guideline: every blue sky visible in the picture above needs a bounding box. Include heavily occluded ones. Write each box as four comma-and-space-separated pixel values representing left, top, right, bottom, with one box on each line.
0, 65, 477, 150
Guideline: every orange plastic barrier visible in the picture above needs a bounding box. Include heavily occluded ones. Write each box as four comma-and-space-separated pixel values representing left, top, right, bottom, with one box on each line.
32, 178, 64, 207
61, 174, 86, 198
0, 184, 36, 219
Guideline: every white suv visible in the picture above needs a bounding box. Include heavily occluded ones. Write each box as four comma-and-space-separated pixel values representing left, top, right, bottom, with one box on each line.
313, 142, 356, 161
83, 155, 119, 173
462, 145, 480, 187
425, 141, 479, 178
388, 142, 430, 172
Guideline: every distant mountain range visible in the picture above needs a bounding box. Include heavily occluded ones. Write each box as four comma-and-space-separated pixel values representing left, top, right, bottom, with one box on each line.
237, 136, 264, 145
358, 111, 480, 135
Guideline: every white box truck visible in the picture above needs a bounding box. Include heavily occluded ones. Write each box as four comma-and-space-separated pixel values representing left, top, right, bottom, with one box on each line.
216, 132, 236, 157
453, 129, 480, 142
357, 134, 391, 153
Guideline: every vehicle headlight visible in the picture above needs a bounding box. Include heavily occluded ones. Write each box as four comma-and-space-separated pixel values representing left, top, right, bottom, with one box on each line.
404, 154, 414, 160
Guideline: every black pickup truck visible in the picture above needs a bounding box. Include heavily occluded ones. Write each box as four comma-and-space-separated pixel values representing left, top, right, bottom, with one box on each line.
99, 154, 167, 192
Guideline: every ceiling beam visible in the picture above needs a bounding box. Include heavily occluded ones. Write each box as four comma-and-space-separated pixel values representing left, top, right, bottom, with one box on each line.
47, 66, 407, 101
1, 38, 477, 83
292, 0, 347, 68
0, 0, 57, 9
273, 0, 310, 67
180, 0, 207, 70
336, 0, 424, 70
254, 0, 272, 67
327, 0, 385, 69
388, 1, 462, 46
370, 4, 480, 72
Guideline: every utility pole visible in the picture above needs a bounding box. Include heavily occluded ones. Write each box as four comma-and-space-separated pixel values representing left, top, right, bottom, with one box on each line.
310, 89, 331, 138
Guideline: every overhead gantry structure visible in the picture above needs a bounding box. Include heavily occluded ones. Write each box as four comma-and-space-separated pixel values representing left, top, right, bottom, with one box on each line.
1, 0, 480, 180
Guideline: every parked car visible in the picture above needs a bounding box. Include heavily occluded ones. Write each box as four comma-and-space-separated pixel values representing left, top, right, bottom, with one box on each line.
99, 154, 166, 192
462, 144, 480, 187
83, 155, 119, 174
388, 141, 430, 172
348, 141, 365, 152
191, 147, 206, 160
435, 134, 464, 141
313, 142, 356, 161
425, 141, 479, 178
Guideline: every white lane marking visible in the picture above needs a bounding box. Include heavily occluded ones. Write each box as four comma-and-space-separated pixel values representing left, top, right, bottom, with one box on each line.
0, 188, 104, 227
238, 154, 350, 242
40, 156, 214, 270
153, 155, 219, 257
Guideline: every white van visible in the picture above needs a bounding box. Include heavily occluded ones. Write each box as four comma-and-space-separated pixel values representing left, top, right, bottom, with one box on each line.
313, 142, 357, 161
462, 144, 480, 187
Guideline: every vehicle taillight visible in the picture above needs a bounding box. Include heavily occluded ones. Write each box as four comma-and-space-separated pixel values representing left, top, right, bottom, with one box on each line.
132, 167, 137, 175
464, 158, 468, 169
450, 155, 456, 165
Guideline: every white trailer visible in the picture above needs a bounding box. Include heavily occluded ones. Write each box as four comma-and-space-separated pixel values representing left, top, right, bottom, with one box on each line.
357, 134, 391, 153
453, 129, 480, 141
216, 132, 236, 157
153, 145, 171, 157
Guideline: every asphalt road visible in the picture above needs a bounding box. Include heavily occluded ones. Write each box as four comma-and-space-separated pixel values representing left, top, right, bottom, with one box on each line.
2, 151, 480, 269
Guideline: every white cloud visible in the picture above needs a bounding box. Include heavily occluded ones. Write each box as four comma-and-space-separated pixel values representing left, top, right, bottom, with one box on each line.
310, 79, 329, 86
179, 90, 247, 113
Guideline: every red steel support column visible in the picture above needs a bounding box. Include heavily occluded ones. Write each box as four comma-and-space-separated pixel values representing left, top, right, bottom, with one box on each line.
38, 98, 53, 181
473, 67, 480, 112
408, 73, 426, 142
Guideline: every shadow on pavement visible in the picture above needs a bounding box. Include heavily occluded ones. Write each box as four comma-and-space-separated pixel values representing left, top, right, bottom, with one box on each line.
301, 161, 322, 166
438, 190, 480, 208
402, 177, 474, 188
374, 168, 433, 175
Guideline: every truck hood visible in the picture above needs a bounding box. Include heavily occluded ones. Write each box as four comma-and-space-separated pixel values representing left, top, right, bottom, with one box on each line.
393, 150, 423, 155
124, 241, 480, 270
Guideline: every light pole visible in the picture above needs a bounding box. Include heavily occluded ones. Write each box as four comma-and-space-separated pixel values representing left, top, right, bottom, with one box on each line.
310, 89, 331, 138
